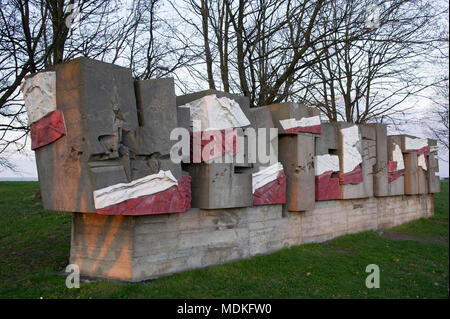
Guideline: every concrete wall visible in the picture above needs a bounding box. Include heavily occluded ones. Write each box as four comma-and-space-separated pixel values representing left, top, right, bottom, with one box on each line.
70, 194, 434, 282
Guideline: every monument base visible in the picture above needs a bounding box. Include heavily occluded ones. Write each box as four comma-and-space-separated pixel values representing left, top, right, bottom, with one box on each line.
70, 194, 434, 282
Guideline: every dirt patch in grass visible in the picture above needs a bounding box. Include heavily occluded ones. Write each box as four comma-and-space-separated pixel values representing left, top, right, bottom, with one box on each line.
378, 231, 448, 245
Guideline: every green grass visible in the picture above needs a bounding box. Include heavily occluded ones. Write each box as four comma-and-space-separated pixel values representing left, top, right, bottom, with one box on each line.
385, 181, 449, 240
0, 181, 448, 299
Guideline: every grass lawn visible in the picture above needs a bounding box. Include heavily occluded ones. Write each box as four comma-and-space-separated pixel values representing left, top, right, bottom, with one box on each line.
0, 181, 448, 299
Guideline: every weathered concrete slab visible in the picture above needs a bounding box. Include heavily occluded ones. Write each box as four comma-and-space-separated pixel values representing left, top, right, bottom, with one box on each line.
427, 153, 441, 193
266, 102, 320, 134
359, 124, 376, 198
315, 122, 338, 155
278, 133, 315, 211
176, 89, 254, 129
248, 106, 278, 170
427, 139, 440, 193
176, 90, 254, 208
369, 123, 389, 197
33, 58, 185, 213
404, 152, 419, 195
183, 163, 252, 209
35, 57, 139, 212
71, 194, 434, 281
134, 78, 178, 155
387, 135, 405, 196
337, 123, 368, 199
417, 165, 429, 194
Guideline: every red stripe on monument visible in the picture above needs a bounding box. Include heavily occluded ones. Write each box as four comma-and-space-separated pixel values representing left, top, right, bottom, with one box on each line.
388, 160, 404, 183
339, 165, 363, 185
284, 124, 322, 135
315, 171, 341, 201
97, 176, 191, 216
388, 161, 397, 172
388, 169, 405, 183
190, 129, 240, 162
253, 171, 286, 206
30, 109, 66, 150
405, 145, 430, 155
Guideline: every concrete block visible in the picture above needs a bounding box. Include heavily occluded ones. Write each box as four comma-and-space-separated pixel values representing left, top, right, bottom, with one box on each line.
266, 102, 320, 134
427, 139, 440, 193
248, 106, 278, 170
427, 152, 440, 193
176, 89, 254, 129
35, 57, 139, 212
315, 122, 338, 155
278, 133, 315, 211
337, 123, 368, 199
387, 135, 405, 196
183, 163, 252, 209
418, 165, 429, 194
176, 106, 191, 130
177, 90, 254, 166
395, 135, 428, 153
33, 58, 185, 213
359, 124, 376, 198
71, 193, 434, 282
404, 152, 419, 195
88, 161, 129, 189
70, 213, 134, 281
134, 78, 178, 155
369, 123, 388, 197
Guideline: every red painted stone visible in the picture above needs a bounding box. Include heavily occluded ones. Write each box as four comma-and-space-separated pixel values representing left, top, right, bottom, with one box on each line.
30, 109, 66, 150
388, 169, 405, 183
97, 176, 191, 215
253, 171, 286, 206
405, 145, 430, 156
315, 171, 341, 201
190, 128, 239, 162
339, 165, 363, 185
284, 124, 322, 135
388, 161, 397, 172
388, 161, 405, 183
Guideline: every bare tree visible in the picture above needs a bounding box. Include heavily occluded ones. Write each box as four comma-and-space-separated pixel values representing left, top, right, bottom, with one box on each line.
304, 0, 444, 124
0, 0, 194, 168
173, 0, 352, 107
0, 155, 17, 173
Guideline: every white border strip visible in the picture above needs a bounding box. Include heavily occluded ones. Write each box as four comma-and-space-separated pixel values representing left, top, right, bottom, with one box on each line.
279, 116, 321, 130
340, 125, 362, 173
315, 154, 340, 176
178, 94, 250, 132
252, 162, 284, 194
21, 71, 57, 125
94, 170, 178, 209
404, 137, 428, 151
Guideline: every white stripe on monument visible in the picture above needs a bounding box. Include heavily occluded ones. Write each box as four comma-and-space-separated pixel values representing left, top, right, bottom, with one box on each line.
21, 71, 57, 125
252, 162, 284, 194
178, 94, 250, 132
340, 125, 363, 174
315, 154, 340, 176
93, 170, 178, 209
279, 115, 321, 130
